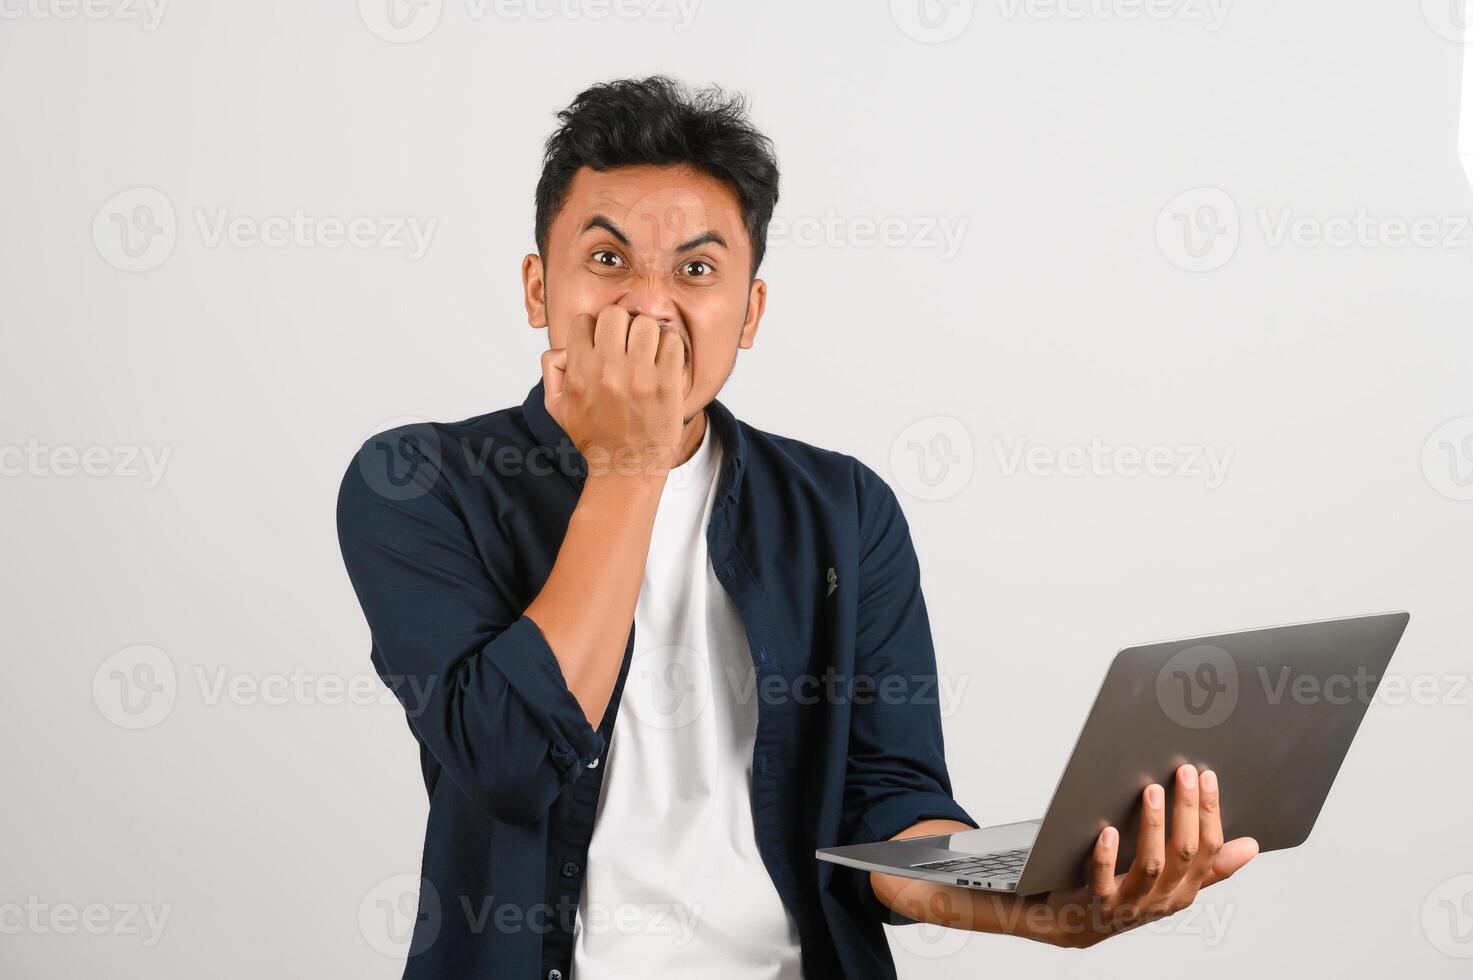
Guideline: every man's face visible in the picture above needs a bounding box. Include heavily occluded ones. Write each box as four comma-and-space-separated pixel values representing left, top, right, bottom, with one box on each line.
522, 164, 767, 418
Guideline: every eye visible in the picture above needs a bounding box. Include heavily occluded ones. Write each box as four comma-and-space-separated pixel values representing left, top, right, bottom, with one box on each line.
681, 260, 713, 278
592, 250, 625, 268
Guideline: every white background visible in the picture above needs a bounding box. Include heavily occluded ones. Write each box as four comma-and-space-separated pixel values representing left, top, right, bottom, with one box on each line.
3, 1, 1472, 976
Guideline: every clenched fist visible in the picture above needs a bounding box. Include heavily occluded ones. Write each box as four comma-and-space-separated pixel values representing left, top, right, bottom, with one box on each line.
541, 305, 688, 480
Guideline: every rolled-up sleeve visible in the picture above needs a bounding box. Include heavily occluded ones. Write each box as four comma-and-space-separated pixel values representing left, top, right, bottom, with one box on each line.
336, 430, 602, 826
839, 466, 978, 919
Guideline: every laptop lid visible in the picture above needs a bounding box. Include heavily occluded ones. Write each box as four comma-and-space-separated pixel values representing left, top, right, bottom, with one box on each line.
1014, 611, 1410, 896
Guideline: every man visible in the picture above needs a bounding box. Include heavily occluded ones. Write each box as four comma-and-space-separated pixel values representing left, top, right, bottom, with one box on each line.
337, 76, 1257, 979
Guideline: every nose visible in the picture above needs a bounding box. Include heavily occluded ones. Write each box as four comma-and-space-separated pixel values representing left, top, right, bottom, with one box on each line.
618, 274, 679, 329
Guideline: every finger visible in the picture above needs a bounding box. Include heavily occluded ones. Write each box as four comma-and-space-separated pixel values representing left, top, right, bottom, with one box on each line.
1163, 764, 1200, 888
627, 314, 661, 363
567, 312, 596, 356
540, 348, 568, 406
1089, 826, 1119, 900
1118, 784, 1166, 901
1202, 837, 1258, 888
655, 327, 685, 391
1183, 768, 1226, 888
593, 305, 631, 353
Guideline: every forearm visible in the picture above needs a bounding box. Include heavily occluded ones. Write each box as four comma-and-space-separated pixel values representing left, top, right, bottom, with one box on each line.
869, 819, 1022, 938
524, 472, 665, 727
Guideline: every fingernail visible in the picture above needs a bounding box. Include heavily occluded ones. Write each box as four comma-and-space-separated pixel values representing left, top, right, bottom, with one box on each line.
1146, 784, 1163, 808
1181, 765, 1197, 789
1101, 827, 1117, 848
1202, 770, 1218, 792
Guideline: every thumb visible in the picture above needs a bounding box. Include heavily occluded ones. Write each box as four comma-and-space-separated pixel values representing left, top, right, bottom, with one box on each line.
1203, 837, 1259, 887
541, 347, 568, 412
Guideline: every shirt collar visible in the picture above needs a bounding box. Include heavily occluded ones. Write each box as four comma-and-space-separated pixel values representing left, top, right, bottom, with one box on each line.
520, 379, 748, 504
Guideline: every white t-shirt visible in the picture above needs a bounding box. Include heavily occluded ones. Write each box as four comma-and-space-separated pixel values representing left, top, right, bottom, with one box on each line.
571, 418, 803, 979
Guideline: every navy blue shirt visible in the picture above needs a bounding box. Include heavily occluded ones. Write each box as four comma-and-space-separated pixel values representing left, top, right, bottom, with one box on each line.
336, 381, 976, 978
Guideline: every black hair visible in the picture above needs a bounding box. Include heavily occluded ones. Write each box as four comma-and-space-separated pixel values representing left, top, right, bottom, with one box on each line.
535, 76, 781, 276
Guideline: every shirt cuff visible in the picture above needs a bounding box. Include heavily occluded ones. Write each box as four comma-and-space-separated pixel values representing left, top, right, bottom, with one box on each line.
483, 615, 606, 784
857, 791, 978, 846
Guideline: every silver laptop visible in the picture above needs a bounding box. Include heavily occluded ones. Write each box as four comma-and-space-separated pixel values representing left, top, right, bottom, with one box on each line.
816, 611, 1410, 897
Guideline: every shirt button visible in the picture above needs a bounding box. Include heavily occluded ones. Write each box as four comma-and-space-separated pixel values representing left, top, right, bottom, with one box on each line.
561, 862, 580, 878
586, 758, 599, 769
548, 971, 563, 980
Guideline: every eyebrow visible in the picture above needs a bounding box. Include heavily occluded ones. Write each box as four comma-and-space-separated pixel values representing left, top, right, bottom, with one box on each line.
581, 214, 729, 254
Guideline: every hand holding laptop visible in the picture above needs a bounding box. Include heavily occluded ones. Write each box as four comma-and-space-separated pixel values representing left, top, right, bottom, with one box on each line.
871, 765, 1259, 947
822, 613, 1410, 948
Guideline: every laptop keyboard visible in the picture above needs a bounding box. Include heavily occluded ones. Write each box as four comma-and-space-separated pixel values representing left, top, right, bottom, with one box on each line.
912, 846, 1030, 879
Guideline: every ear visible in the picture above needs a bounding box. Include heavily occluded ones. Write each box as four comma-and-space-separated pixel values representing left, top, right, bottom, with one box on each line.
738, 278, 767, 350
521, 253, 548, 329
